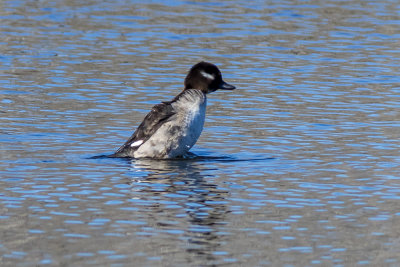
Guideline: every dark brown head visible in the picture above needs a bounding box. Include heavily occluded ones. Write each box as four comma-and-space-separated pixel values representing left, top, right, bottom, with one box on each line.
184, 61, 235, 94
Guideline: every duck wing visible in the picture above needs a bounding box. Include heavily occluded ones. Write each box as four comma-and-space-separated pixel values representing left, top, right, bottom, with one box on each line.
113, 102, 176, 157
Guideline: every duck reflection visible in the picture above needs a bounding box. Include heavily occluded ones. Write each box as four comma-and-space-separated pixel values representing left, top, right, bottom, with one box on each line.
128, 158, 229, 264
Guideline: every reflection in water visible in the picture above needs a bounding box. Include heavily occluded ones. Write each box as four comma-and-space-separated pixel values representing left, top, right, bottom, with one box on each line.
128, 159, 229, 264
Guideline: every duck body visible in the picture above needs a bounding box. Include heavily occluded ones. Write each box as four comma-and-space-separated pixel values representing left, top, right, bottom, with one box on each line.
115, 89, 206, 158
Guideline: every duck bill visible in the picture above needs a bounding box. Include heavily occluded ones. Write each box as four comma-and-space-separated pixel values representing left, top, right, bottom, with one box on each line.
219, 80, 236, 90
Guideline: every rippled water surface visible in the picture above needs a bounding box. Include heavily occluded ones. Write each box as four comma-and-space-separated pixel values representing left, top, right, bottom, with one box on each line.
2, 0, 400, 266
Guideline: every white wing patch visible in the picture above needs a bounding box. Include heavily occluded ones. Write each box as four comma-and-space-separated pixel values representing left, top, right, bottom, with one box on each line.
200, 71, 215, 80
130, 140, 144, 147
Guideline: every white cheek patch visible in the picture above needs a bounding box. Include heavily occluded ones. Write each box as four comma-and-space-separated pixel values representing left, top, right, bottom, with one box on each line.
130, 140, 144, 147
200, 71, 215, 80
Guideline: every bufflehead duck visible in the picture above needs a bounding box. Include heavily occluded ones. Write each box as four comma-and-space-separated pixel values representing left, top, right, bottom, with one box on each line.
112, 61, 235, 159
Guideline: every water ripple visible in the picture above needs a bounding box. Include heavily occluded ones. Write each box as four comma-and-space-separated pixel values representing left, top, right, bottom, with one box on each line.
1, 0, 400, 266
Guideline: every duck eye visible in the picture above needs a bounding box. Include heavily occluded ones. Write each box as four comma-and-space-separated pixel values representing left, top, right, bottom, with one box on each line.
200, 71, 215, 80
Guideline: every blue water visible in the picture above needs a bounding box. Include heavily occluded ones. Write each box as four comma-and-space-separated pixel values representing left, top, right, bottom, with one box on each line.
1, 0, 400, 266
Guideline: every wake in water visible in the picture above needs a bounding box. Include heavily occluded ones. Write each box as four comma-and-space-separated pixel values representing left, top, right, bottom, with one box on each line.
89, 151, 275, 162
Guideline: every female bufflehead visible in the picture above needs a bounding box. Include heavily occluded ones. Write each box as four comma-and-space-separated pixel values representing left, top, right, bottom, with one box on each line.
112, 61, 235, 159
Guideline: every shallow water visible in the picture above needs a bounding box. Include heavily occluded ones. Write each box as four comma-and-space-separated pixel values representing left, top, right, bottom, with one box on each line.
2, 0, 400, 266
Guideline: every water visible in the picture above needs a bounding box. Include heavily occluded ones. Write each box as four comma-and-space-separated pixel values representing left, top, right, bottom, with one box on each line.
1, 0, 400, 265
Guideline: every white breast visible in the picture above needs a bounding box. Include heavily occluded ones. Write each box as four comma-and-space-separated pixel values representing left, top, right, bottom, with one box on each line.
133, 90, 207, 158
177, 93, 207, 154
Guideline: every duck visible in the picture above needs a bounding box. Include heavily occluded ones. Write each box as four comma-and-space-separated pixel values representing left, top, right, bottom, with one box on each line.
112, 61, 235, 159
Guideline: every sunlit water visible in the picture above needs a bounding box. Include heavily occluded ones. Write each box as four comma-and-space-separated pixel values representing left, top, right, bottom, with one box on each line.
1, 0, 400, 266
